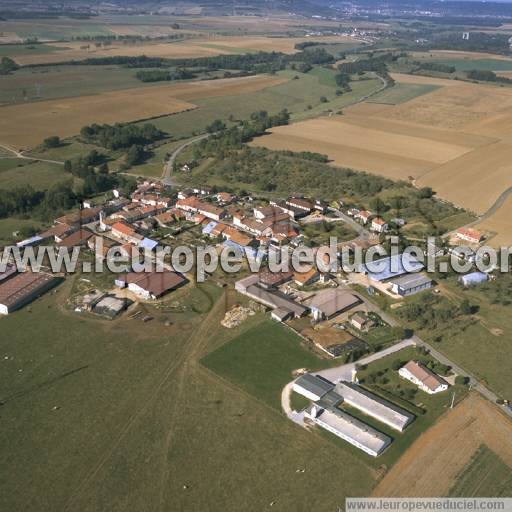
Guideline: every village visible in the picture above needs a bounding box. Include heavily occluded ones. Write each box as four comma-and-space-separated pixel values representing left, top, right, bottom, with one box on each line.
0, 177, 499, 456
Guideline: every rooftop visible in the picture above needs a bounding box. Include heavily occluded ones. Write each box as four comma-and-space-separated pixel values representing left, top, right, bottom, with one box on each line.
402, 361, 448, 392
359, 253, 424, 282
389, 272, 432, 291
295, 373, 334, 399
336, 381, 414, 431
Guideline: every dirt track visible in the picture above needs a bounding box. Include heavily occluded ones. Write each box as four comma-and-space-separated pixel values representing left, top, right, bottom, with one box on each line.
372, 393, 512, 497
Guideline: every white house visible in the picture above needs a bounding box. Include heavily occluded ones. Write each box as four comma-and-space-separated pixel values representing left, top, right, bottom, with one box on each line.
398, 361, 449, 394
371, 217, 388, 233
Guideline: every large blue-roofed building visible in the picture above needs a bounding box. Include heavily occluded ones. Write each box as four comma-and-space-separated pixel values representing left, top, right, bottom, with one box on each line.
358, 253, 424, 282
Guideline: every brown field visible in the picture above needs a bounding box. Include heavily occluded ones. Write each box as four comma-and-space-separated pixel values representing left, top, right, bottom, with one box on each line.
373, 393, 512, 497
0, 74, 287, 148
255, 71, 512, 234
474, 194, 512, 247
11, 35, 355, 65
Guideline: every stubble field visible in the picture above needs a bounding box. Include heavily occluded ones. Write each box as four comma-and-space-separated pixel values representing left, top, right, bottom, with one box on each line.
9, 35, 356, 65
0, 74, 287, 148
372, 393, 512, 497
254, 72, 512, 241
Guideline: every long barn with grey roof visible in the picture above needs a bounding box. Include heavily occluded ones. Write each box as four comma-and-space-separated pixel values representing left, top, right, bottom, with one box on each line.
335, 382, 414, 432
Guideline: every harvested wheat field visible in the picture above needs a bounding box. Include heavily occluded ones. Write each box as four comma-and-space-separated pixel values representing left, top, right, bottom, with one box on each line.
373, 393, 512, 497
0, 74, 287, 148
256, 71, 512, 223
12, 35, 354, 65
254, 110, 493, 181
474, 194, 512, 247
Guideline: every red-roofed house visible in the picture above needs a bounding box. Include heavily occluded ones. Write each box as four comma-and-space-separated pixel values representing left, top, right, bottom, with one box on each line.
456, 227, 483, 245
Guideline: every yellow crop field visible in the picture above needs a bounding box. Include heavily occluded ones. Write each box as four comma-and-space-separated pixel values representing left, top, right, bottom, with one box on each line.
11, 35, 355, 65
0, 74, 286, 149
474, 194, 512, 247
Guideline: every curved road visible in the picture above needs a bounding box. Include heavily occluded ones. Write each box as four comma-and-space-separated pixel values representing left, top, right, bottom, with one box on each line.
160, 133, 211, 186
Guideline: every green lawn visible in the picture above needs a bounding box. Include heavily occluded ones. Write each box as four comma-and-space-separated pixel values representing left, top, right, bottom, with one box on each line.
302, 219, 358, 245
201, 319, 335, 410
427, 58, 512, 72
367, 83, 439, 105
449, 445, 512, 497
0, 216, 47, 245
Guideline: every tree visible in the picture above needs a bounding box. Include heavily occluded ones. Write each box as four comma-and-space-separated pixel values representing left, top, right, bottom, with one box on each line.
0, 57, 19, 75
455, 375, 469, 386
391, 359, 402, 371
460, 298, 474, 315
125, 144, 144, 166
320, 96, 328, 103
43, 136, 61, 149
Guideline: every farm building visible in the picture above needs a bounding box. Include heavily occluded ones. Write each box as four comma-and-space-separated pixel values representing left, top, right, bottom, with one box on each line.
293, 268, 320, 287
305, 404, 391, 457
358, 253, 424, 282
57, 229, 93, 250
335, 382, 414, 432
293, 373, 335, 401
459, 271, 489, 287
307, 289, 360, 321
16, 236, 44, 248
0, 263, 17, 283
115, 270, 187, 300
399, 361, 449, 394
111, 222, 144, 245
456, 227, 483, 245
235, 275, 307, 318
389, 273, 432, 296
0, 272, 60, 315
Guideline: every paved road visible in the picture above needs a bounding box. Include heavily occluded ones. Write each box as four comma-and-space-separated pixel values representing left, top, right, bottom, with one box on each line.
316, 339, 416, 383
0, 142, 64, 165
328, 207, 371, 241
160, 134, 211, 186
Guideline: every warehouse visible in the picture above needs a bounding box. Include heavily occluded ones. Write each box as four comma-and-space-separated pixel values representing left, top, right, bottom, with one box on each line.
335, 382, 414, 432
305, 404, 391, 457
389, 273, 432, 297
358, 253, 424, 282
0, 272, 60, 315
459, 272, 488, 287
115, 270, 187, 300
307, 289, 360, 321
292, 374, 335, 401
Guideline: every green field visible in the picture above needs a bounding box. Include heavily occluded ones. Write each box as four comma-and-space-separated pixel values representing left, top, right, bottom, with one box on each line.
0, 43, 68, 58
427, 58, 512, 72
368, 83, 439, 105
449, 445, 512, 497
149, 70, 381, 141
0, 282, 376, 511
0, 19, 113, 40
0, 65, 154, 105
0, 158, 67, 189
201, 319, 335, 409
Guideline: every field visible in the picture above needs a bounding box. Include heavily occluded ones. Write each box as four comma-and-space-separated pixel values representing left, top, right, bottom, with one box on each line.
449, 445, 512, 497
5, 35, 357, 65
254, 71, 512, 245
372, 393, 512, 497
0, 74, 286, 149
0, 281, 376, 511
474, 194, 512, 246
367, 83, 440, 105
0, 157, 67, 189
201, 319, 335, 409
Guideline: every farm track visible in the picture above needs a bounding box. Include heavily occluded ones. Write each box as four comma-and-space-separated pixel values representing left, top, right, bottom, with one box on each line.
0, 142, 64, 165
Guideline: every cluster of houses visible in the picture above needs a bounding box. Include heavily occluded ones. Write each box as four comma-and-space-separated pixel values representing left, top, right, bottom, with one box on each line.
347, 208, 396, 234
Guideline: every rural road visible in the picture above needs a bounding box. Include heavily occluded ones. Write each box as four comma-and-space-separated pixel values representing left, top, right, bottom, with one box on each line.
160, 133, 211, 186
0, 142, 64, 165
